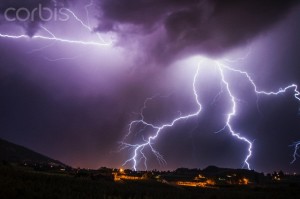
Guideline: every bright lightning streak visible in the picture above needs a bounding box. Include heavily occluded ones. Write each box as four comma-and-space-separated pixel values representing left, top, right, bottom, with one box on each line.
122, 57, 300, 171
0, 32, 110, 46
65, 1, 109, 44
26, 26, 57, 54
217, 61, 300, 165
291, 141, 300, 164
219, 63, 300, 100
65, 8, 93, 31
216, 63, 253, 170
121, 64, 202, 171
0, 2, 111, 47
122, 60, 253, 171
40, 26, 56, 38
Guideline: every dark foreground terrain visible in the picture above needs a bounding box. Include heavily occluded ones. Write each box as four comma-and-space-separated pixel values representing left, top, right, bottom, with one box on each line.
0, 165, 300, 199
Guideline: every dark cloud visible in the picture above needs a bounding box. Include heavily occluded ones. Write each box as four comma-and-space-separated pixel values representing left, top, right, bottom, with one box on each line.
97, 0, 299, 62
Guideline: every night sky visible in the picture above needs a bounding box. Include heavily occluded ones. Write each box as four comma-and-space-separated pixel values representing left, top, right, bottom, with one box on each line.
0, 0, 300, 173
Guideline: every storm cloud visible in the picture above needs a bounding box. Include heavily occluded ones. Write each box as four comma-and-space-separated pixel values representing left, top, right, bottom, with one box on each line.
97, 0, 299, 62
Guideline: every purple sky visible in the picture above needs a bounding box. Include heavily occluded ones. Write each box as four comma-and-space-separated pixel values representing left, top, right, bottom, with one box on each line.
0, 0, 300, 173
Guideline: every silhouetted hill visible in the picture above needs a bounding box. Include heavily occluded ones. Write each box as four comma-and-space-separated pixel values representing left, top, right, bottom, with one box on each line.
201, 165, 264, 182
202, 165, 232, 174
203, 165, 222, 173
0, 138, 66, 167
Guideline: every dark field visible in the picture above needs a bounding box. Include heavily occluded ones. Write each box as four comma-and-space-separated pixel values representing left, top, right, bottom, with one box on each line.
0, 165, 300, 199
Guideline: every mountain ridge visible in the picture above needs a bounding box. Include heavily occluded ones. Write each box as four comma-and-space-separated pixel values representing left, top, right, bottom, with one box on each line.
0, 137, 67, 167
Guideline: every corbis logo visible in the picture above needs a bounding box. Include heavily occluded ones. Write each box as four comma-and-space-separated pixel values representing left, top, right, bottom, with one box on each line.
4, 4, 70, 22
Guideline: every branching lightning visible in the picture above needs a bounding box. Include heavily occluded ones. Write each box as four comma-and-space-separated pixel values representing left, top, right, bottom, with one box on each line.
217, 62, 300, 165
121, 64, 202, 171
216, 63, 253, 170
0, 31, 110, 46
0, 1, 112, 47
122, 59, 300, 171
218, 62, 300, 100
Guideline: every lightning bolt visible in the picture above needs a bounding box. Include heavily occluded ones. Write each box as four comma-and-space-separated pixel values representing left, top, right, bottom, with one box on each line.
121, 63, 202, 171
122, 58, 300, 171
0, 1, 112, 47
291, 141, 300, 164
216, 63, 253, 170
218, 63, 300, 100
0, 31, 110, 46
65, 6, 108, 44
217, 61, 300, 166
121, 60, 253, 171
0, 19, 110, 46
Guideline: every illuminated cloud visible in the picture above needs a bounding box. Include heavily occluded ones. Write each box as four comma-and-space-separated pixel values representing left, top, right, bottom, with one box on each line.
96, 0, 299, 63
